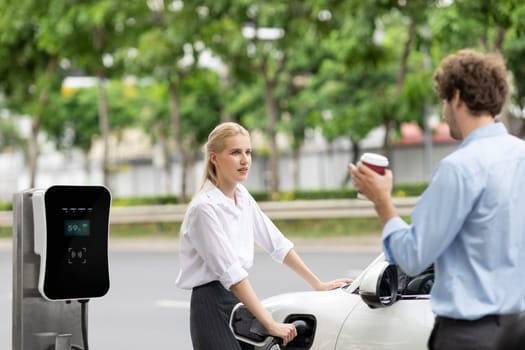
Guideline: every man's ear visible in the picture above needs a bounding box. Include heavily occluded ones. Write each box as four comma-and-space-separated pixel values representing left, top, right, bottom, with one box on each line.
452, 89, 462, 107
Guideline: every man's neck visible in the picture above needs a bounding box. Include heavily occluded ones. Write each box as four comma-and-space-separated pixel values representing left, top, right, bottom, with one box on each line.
461, 114, 495, 139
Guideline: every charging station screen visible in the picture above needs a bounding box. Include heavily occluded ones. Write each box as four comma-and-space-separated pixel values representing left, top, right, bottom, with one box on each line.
64, 220, 90, 236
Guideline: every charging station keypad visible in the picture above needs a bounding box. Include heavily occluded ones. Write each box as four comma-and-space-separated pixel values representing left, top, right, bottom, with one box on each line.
42, 186, 111, 300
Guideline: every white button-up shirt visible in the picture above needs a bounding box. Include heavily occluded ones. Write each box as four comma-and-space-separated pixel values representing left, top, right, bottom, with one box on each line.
175, 181, 294, 290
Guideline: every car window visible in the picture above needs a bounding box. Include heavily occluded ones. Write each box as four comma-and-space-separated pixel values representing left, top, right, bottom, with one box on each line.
397, 265, 434, 296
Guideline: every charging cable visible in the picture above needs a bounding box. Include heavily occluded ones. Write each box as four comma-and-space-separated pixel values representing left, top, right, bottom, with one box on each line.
78, 299, 90, 350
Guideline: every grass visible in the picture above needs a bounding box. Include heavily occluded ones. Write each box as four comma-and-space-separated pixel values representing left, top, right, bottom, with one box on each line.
1, 217, 407, 240
272, 217, 383, 238
0, 227, 11, 238
107, 217, 384, 239
109, 222, 182, 239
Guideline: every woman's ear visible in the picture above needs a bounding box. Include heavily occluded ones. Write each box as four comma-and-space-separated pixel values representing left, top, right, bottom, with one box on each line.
210, 152, 217, 165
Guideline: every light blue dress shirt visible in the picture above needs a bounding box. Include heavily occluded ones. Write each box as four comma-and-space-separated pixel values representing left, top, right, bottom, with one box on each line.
383, 122, 525, 319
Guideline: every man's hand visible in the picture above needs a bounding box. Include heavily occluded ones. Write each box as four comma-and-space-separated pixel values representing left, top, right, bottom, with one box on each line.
348, 161, 393, 203
349, 162, 398, 226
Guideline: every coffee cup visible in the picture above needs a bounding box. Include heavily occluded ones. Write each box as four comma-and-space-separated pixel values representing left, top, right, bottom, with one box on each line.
356, 152, 389, 199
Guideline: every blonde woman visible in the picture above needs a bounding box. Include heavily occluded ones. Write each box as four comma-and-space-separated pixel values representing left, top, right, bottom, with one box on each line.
176, 122, 351, 350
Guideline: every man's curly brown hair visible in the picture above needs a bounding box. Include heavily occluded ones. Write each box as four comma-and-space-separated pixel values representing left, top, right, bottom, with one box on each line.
433, 49, 508, 117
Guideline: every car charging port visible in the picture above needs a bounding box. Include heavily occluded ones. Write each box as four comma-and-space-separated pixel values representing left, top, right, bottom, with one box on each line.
230, 304, 316, 349
282, 314, 316, 349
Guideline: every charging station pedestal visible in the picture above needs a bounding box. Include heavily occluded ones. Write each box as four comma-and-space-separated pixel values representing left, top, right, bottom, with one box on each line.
12, 186, 111, 350
13, 190, 83, 350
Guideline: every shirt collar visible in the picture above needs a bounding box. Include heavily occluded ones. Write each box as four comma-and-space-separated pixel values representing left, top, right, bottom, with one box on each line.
202, 180, 246, 209
459, 122, 508, 148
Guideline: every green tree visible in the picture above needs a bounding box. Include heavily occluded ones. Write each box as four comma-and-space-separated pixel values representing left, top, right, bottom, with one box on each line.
38, 0, 146, 187
0, 0, 61, 187
298, 1, 438, 185
0, 115, 26, 155
202, 0, 345, 194
133, 70, 223, 197
430, 0, 525, 134
122, 1, 213, 201
45, 81, 142, 176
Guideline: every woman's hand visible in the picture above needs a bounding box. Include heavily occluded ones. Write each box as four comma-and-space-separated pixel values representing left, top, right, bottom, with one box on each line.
266, 321, 298, 346
314, 278, 353, 291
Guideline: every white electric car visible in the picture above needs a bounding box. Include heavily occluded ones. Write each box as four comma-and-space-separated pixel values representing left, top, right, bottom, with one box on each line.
230, 254, 434, 350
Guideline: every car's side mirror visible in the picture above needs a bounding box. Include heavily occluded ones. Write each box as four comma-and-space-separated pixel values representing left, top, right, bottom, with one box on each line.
359, 261, 398, 308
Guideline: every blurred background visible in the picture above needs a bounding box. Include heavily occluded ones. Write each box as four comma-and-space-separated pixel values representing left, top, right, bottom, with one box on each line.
1, 0, 525, 202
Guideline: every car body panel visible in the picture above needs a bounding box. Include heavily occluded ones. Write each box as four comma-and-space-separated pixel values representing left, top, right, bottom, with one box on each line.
262, 288, 361, 349
245, 253, 435, 350
336, 297, 433, 349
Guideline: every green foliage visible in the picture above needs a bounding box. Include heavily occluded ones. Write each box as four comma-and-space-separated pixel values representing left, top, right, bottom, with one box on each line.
2, 0, 525, 194
107, 182, 430, 207
274, 217, 383, 238
108, 218, 382, 239
109, 222, 181, 238
46, 81, 141, 152
112, 195, 179, 207
178, 68, 223, 145
0, 117, 26, 154
0, 201, 12, 211
250, 182, 428, 201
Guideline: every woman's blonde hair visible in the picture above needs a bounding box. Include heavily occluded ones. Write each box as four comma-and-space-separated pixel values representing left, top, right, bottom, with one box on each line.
199, 122, 250, 189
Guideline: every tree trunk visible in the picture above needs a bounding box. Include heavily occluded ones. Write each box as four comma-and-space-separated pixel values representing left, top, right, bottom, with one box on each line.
96, 70, 111, 188
292, 147, 300, 189
28, 116, 39, 188
494, 27, 505, 53
340, 138, 361, 187
28, 57, 57, 188
158, 124, 173, 195
383, 19, 416, 159
168, 79, 188, 202
185, 145, 198, 198
381, 117, 393, 159
83, 150, 92, 183
93, 26, 111, 188
262, 68, 280, 195
219, 67, 232, 122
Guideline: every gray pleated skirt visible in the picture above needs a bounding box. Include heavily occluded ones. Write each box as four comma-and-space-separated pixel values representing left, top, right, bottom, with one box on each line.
190, 281, 253, 350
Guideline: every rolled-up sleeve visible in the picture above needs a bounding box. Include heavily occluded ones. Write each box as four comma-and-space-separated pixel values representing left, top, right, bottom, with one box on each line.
382, 216, 410, 264
221, 261, 248, 290
250, 199, 293, 263
185, 203, 248, 289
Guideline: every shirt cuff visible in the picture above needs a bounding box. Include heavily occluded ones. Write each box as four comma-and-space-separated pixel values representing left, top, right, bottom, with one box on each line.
220, 261, 248, 290
270, 240, 294, 263
382, 216, 410, 265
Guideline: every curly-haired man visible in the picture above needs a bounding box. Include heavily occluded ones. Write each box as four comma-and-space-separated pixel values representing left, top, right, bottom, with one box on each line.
349, 49, 525, 350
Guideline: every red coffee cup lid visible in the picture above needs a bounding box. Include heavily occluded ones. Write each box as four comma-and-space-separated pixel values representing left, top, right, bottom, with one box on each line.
360, 153, 389, 167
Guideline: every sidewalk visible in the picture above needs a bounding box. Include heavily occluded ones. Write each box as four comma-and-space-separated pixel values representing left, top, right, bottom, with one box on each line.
0, 235, 382, 253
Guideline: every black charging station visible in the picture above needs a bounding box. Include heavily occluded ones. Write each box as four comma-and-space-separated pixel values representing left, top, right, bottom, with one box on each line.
13, 185, 112, 350
32, 185, 111, 301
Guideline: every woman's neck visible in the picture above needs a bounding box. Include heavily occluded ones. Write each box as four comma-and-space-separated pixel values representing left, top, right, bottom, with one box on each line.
216, 181, 236, 201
